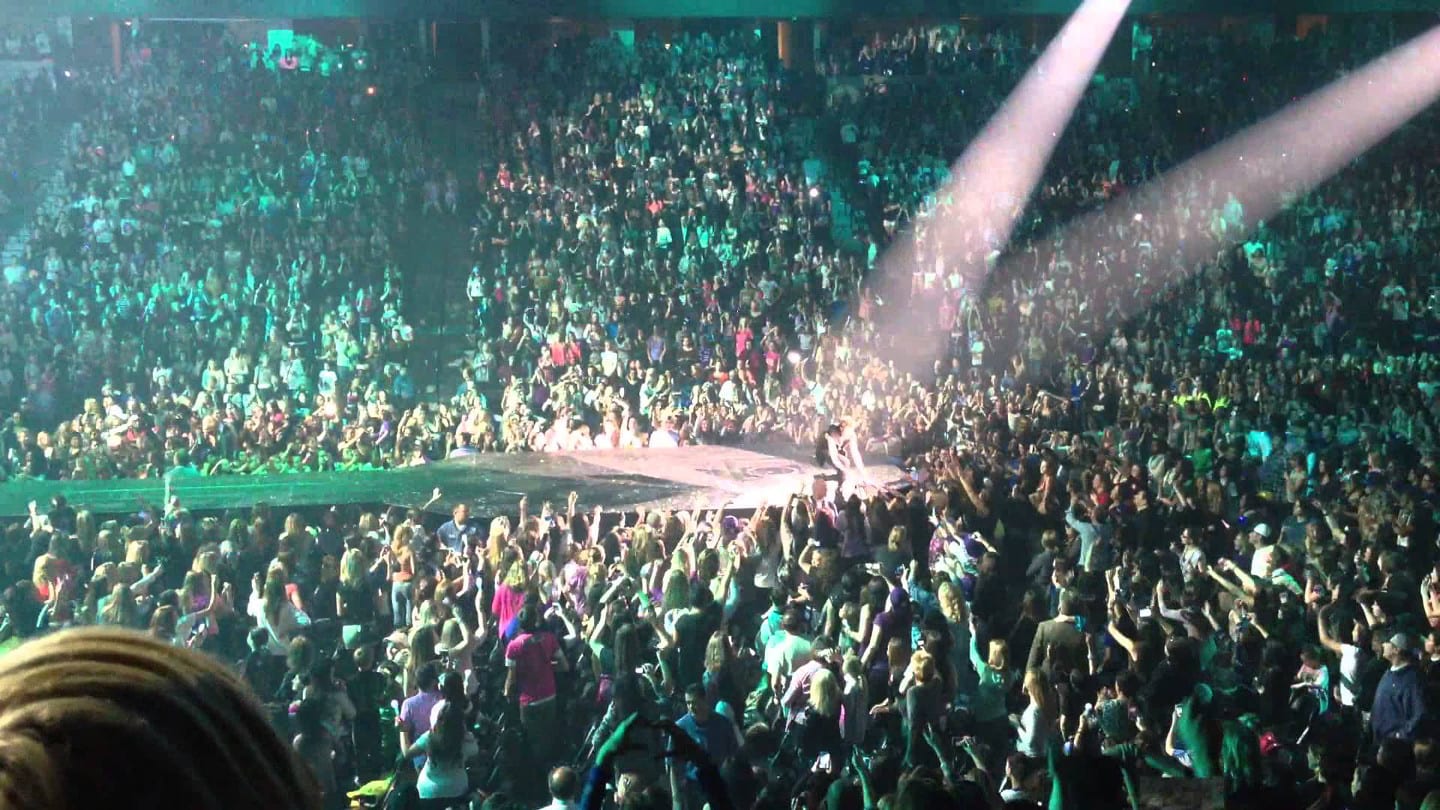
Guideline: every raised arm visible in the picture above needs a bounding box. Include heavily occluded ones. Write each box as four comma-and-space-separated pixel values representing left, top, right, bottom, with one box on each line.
1206, 564, 1255, 607
1107, 610, 1140, 661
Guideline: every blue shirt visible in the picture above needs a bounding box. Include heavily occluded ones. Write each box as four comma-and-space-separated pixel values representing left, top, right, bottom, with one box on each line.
436, 519, 474, 554
675, 711, 739, 779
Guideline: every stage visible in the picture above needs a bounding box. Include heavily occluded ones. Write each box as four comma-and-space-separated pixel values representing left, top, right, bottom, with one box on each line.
0, 445, 907, 519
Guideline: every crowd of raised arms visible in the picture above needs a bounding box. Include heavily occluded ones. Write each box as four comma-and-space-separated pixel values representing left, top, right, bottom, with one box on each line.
1, 14, 1440, 810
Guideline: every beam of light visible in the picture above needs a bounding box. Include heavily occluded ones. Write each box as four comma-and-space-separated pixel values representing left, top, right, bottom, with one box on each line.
869, 0, 1131, 366
987, 23, 1440, 378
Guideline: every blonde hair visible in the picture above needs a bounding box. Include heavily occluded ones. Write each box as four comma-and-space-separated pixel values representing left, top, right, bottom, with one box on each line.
99, 584, 136, 628
178, 571, 209, 610
809, 668, 841, 718
986, 639, 1009, 672
339, 548, 367, 589
704, 632, 732, 674
887, 525, 908, 553
661, 568, 689, 612
842, 651, 865, 682
191, 548, 220, 576
282, 513, 306, 538
414, 600, 440, 629
0, 627, 320, 809
75, 511, 97, 551
886, 636, 911, 672
390, 524, 414, 557
356, 512, 379, 537
630, 525, 657, 562
910, 649, 937, 685
486, 518, 510, 574
30, 556, 57, 594
937, 581, 967, 624
489, 516, 511, 542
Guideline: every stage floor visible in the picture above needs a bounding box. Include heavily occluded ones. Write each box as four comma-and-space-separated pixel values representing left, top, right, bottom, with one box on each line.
0, 445, 906, 519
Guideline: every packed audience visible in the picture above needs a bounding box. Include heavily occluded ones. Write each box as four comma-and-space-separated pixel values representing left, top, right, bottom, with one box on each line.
0, 28, 430, 479
0, 60, 59, 219
823, 26, 1030, 78
0, 22, 58, 62
0, 15, 1439, 810
455, 31, 851, 455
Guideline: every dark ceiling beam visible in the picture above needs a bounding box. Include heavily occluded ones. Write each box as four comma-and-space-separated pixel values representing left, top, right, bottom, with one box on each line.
13, 0, 1437, 21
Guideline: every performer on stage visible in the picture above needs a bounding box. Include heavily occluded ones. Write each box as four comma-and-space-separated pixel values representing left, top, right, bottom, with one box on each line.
819, 420, 866, 481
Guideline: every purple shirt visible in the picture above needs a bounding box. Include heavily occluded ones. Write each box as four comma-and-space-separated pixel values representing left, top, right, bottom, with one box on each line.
399, 689, 442, 765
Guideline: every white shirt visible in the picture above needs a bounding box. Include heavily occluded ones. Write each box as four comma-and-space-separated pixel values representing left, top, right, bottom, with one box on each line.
1338, 644, 1362, 708
1249, 543, 1276, 578
599, 349, 620, 377
1180, 546, 1206, 583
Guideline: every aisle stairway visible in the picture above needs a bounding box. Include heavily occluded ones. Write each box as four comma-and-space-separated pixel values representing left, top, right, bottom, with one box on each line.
1, 122, 78, 272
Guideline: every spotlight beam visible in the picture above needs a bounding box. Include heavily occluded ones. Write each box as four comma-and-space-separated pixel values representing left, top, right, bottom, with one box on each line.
871, 0, 1132, 361
989, 23, 1440, 373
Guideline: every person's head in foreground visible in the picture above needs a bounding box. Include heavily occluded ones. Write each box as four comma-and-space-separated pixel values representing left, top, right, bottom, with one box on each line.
0, 627, 320, 810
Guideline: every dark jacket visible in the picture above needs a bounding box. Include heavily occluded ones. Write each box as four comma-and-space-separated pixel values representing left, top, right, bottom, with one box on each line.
1028, 616, 1087, 672
1372, 663, 1426, 742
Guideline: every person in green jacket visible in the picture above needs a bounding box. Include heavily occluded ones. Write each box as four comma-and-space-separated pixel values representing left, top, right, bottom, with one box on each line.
968, 612, 1015, 772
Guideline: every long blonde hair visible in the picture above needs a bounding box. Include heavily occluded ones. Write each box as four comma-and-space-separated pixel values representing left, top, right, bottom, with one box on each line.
0, 627, 320, 809
809, 668, 841, 718
842, 651, 867, 706
486, 517, 510, 573
339, 548, 367, 589
937, 580, 968, 625
99, 584, 137, 628
74, 511, 97, 552
30, 556, 58, 594
390, 524, 414, 557
660, 568, 689, 612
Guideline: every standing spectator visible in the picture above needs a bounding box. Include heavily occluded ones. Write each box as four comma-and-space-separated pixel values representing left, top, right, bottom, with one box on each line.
505, 605, 569, 792
401, 698, 478, 808
1027, 591, 1087, 671
674, 684, 740, 785
1373, 632, 1428, 744
399, 662, 444, 767
437, 502, 474, 555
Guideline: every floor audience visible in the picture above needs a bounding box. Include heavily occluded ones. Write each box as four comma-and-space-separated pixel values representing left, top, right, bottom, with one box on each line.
0, 16, 1436, 810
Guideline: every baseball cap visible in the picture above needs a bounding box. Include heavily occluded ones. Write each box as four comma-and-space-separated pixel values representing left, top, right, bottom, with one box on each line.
1388, 629, 1417, 650
1252, 523, 1272, 539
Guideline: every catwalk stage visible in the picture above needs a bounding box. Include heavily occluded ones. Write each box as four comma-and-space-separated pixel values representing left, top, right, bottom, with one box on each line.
0, 445, 907, 519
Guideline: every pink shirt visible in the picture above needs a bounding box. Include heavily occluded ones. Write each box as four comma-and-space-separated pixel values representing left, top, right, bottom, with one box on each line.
491, 584, 527, 631
735, 328, 753, 358
505, 632, 560, 706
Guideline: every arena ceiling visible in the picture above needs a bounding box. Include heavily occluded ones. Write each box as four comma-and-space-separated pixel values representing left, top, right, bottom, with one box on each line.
10, 0, 1440, 19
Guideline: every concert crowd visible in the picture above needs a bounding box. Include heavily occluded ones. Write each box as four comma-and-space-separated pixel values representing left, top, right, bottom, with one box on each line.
0, 15, 1438, 810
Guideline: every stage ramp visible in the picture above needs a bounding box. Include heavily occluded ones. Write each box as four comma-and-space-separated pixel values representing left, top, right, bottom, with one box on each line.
0, 445, 905, 519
